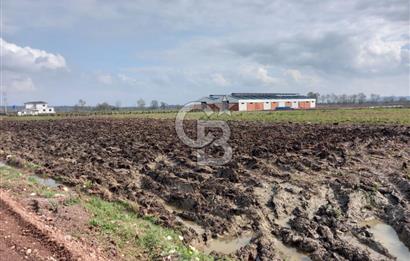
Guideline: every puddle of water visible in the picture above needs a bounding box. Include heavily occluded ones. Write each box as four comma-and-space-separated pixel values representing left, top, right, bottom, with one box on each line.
274, 238, 311, 261
176, 216, 205, 235
361, 219, 410, 261
163, 201, 205, 235
204, 232, 253, 254
30, 175, 60, 188
163, 202, 183, 213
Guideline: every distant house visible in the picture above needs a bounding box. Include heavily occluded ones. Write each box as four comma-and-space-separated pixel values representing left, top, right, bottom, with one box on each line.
17, 101, 55, 116
197, 93, 316, 111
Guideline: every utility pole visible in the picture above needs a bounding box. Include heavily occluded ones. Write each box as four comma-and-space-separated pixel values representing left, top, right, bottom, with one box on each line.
0, 0, 3, 115
3, 90, 7, 114
0, 87, 3, 114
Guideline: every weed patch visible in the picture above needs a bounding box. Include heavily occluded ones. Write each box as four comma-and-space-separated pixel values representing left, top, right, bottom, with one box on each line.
85, 197, 212, 260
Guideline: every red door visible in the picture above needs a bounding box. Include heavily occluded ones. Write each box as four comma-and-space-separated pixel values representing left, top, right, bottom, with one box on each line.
255, 102, 264, 111
247, 103, 256, 111
298, 101, 310, 109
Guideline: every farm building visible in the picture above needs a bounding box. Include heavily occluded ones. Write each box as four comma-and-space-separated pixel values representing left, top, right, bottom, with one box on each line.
197, 93, 316, 111
18, 101, 55, 116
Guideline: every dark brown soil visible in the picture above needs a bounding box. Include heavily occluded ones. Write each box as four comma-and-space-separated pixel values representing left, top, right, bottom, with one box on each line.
0, 118, 409, 260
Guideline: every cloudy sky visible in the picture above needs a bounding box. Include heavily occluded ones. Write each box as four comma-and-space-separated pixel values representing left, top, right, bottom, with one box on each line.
1, 0, 409, 106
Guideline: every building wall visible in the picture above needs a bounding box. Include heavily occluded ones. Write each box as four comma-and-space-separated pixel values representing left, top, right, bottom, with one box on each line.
25, 104, 35, 109
238, 99, 316, 111
36, 104, 47, 111
19, 103, 55, 116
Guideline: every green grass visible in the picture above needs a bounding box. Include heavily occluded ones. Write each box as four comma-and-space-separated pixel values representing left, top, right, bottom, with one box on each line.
63, 195, 81, 206
0, 165, 23, 180
37, 188, 57, 198
25, 162, 42, 170
2, 107, 410, 124
201, 108, 410, 125
85, 197, 213, 260
0, 165, 56, 198
0, 164, 214, 260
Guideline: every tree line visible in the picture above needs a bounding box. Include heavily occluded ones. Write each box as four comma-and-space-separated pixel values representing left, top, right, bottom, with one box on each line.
73, 99, 169, 112
307, 92, 409, 104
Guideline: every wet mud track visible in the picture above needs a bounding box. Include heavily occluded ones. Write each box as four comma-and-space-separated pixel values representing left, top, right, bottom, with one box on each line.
1, 118, 409, 260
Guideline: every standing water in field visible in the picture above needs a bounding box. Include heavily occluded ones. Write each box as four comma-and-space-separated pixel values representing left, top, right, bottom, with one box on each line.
362, 219, 410, 261
204, 232, 253, 254
30, 175, 60, 188
273, 238, 311, 261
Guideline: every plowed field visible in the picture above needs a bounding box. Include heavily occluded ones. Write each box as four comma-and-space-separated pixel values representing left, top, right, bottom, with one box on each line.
1, 118, 409, 260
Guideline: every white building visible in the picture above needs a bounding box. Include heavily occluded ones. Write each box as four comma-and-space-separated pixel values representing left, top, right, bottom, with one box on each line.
197, 93, 316, 111
18, 101, 55, 116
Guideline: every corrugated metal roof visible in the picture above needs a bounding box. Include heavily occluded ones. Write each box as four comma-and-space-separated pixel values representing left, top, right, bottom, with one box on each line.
197, 93, 312, 104
197, 95, 239, 103
231, 93, 309, 99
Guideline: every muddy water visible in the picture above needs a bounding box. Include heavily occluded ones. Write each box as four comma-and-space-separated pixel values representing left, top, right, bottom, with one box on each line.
163, 202, 206, 235
204, 232, 253, 254
362, 219, 410, 261
163, 201, 255, 254
177, 217, 205, 235
30, 175, 60, 188
273, 238, 311, 261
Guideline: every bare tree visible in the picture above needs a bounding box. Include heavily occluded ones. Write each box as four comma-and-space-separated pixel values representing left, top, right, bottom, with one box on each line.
383, 96, 395, 103
137, 98, 146, 109
160, 101, 167, 109
349, 94, 358, 104
357, 93, 366, 104
78, 99, 86, 107
74, 99, 87, 112
307, 92, 320, 100
370, 94, 381, 103
150, 100, 159, 109
95, 102, 114, 111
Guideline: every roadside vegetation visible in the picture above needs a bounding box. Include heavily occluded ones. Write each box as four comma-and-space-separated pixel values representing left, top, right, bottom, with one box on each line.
2, 107, 410, 125
0, 163, 213, 260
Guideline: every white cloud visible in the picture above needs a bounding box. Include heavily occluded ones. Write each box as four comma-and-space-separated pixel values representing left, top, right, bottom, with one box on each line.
255, 67, 278, 85
211, 73, 230, 86
6, 77, 36, 92
284, 69, 319, 85
284, 69, 303, 81
355, 35, 407, 73
96, 72, 113, 85
117, 73, 136, 84
2, 0, 410, 104
1, 38, 67, 72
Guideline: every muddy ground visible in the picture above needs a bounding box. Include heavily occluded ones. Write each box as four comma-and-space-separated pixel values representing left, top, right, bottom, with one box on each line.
0, 189, 105, 261
0, 118, 409, 260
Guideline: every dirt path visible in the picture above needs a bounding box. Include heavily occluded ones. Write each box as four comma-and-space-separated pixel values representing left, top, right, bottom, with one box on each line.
0, 190, 106, 261
0, 202, 57, 260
